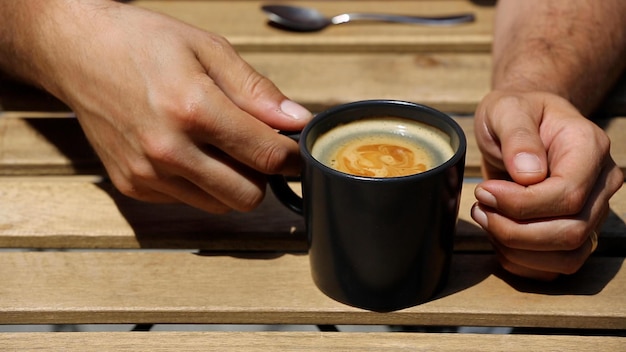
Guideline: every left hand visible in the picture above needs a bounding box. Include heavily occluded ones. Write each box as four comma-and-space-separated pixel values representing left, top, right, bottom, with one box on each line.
471, 90, 623, 280
26, 1, 312, 214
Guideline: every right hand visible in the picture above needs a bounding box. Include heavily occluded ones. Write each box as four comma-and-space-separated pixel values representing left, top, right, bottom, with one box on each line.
471, 90, 623, 280
35, 0, 312, 213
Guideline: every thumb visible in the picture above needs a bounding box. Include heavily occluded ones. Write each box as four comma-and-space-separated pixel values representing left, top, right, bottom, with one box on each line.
198, 36, 312, 130
495, 111, 548, 186
486, 97, 548, 186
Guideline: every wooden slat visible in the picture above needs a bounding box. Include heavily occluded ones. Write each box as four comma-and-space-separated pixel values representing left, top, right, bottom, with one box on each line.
1, 331, 624, 352
3, 54, 624, 115
0, 52, 491, 114
0, 115, 481, 176
242, 52, 491, 113
0, 177, 307, 250
3, 114, 626, 178
133, 1, 494, 53
0, 116, 103, 175
1, 176, 626, 253
0, 252, 624, 329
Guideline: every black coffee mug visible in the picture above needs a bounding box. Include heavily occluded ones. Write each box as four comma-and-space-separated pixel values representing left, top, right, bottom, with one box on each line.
270, 100, 466, 311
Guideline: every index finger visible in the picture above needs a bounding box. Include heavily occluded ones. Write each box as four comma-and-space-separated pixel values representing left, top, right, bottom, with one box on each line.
185, 82, 302, 176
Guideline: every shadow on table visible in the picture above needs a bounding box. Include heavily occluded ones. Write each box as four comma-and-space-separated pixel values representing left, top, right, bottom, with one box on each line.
593, 72, 626, 118
94, 181, 309, 251
21, 117, 104, 175
96, 177, 625, 298
469, 0, 496, 6
94, 176, 496, 254
494, 207, 626, 296
435, 248, 624, 302
435, 248, 497, 301
97, 183, 498, 301
0, 77, 68, 112
496, 256, 624, 296
439, 208, 626, 298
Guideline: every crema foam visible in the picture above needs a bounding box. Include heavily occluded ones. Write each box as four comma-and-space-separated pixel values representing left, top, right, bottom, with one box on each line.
311, 117, 454, 178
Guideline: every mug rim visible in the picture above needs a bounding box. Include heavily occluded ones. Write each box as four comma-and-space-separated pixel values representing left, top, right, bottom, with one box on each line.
299, 99, 467, 182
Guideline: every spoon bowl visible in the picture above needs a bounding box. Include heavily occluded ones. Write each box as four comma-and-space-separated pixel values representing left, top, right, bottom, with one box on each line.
261, 5, 475, 32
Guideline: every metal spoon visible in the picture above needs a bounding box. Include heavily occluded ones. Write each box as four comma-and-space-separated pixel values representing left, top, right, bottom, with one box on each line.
261, 5, 475, 32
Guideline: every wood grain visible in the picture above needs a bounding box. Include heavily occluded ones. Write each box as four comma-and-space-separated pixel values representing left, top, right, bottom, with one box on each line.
1, 0, 624, 114
2, 115, 625, 179
241, 52, 491, 113
0, 115, 481, 176
2, 115, 626, 179
1, 331, 624, 352
0, 53, 491, 114
1, 0, 625, 344
1, 176, 625, 252
133, 1, 494, 53
0, 252, 624, 329
0, 177, 307, 250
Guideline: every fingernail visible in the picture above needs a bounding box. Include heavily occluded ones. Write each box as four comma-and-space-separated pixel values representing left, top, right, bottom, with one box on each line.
471, 204, 488, 228
475, 187, 497, 208
280, 100, 312, 121
514, 152, 543, 173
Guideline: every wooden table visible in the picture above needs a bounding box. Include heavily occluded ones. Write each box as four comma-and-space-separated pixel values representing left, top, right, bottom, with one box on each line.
1, 1, 625, 351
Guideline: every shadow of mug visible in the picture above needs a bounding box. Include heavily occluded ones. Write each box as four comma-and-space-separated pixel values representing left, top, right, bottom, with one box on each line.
270, 100, 466, 311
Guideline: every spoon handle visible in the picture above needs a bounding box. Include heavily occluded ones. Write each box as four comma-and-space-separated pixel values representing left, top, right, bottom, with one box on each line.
333, 13, 475, 26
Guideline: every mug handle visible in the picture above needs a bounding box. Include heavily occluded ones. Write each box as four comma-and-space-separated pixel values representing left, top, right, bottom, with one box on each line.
268, 174, 303, 215
268, 132, 304, 215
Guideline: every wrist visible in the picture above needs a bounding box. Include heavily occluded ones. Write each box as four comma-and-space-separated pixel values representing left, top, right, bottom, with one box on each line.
491, 52, 577, 108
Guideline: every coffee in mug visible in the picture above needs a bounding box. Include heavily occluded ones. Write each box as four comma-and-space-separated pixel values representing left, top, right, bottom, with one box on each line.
269, 100, 466, 312
311, 117, 454, 178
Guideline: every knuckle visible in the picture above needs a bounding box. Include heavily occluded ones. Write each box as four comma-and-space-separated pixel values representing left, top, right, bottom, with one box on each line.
493, 226, 517, 248
490, 94, 534, 123
558, 223, 588, 250
505, 189, 540, 219
141, 136, 181, 167
205, 33, 232, 49
559, 188, 587, 215
176, 104, 205, 133
492, 94, 526, 112
125, 158, 161, 185
251, 141, 290, 174
151, 89, 208, 133
115, 184, 139, 199
508, 199, 531, 220
111, 174, 151, 201
243, 71, 274, 100
559, 255, 587, 275
204, 35, 250, 77
233, 185, 265, 212
508, 126, 537, 145
105, 163, 156, 201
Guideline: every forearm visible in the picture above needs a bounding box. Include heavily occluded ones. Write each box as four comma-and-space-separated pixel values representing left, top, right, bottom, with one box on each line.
492, 0, 626, 114
0, 0, 116, 98
0, 1, 48, 84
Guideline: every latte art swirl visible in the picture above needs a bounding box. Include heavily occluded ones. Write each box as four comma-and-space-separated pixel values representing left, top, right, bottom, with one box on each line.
336, 143, 427, 177
311, 117, 454, 178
